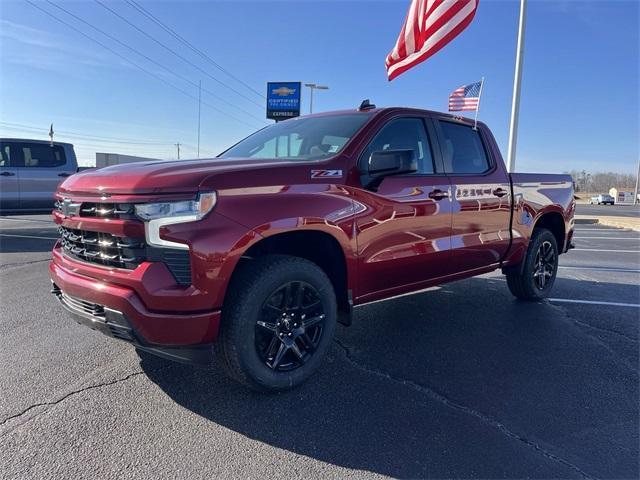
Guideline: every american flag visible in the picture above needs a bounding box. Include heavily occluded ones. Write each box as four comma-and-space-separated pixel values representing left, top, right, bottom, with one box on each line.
448, 81, 481, 111
386, 0, 479, 81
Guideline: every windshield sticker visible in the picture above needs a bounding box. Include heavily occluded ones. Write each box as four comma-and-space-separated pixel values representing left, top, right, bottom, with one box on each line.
311, 169, 343, 179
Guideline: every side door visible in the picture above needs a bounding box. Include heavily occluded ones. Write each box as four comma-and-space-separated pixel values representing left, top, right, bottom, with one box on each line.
0, 142, 20, 211
434, 119, 511, 273
355, 116, 453, 300
16, 142, 71, 210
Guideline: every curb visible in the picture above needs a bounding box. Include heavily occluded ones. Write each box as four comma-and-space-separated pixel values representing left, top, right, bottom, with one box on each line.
574, 215, 640, 232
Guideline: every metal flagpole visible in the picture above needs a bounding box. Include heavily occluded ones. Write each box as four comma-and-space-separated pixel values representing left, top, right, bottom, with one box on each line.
474, 76, 485, 130
197, 80, 201, 159
634, 156, 639, 205
506, 0, 527, 173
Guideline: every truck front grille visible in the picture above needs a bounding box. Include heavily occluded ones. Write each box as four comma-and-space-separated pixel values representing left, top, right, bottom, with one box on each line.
57, 226, 192, 284
59, 226, 146, 269
79, 202, 136, 219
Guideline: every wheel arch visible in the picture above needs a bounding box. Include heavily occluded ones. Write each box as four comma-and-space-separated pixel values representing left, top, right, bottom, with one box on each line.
228, 228, 353, 321
532, 210, 566, 251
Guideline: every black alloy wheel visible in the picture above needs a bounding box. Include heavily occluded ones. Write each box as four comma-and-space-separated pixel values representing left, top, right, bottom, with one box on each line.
532, 240, 556, 291
255, 281, 326, 371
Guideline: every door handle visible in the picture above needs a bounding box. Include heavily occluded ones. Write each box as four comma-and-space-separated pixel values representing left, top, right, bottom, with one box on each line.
428, 189, 449, 200
0, 171, 15, 176
58, 172, 72, 177
493, 188, 508, 197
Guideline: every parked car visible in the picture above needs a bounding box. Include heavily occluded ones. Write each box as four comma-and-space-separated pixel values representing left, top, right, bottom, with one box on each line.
590, 194, 615, 205
0, 138, 78, 212
49, 106, 575, 391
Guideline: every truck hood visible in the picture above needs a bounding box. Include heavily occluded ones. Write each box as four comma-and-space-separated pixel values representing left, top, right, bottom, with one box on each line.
59, 158, 301, 195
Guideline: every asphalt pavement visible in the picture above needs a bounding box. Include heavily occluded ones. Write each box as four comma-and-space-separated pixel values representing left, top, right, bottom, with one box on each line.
576, 203, 639, 218
1, 214, 638, 479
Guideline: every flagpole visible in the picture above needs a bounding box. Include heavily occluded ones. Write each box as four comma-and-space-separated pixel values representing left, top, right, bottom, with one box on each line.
474, 76, 485, 130
506, 0, 527, 173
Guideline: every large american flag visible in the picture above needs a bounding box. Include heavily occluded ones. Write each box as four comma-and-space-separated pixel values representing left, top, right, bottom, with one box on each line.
385, 0, 479, 81
448, 81, 481, 111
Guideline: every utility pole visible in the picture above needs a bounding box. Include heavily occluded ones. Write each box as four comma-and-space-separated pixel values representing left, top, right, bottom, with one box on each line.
175, 142, 181, 160
506, 0, 527, 173
304, 83, 329, 114
197, 80, 201, 159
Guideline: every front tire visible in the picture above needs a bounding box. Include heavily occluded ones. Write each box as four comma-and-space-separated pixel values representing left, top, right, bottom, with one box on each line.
506, 228, 559, 301
216, 255, 337, 392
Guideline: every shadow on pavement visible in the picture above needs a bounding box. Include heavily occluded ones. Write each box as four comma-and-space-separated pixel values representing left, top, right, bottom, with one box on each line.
141, 276, 639, 479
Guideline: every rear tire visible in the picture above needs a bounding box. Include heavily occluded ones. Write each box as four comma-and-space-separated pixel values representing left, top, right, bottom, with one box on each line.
506, 228, 559, 301
215, 254, 337, 392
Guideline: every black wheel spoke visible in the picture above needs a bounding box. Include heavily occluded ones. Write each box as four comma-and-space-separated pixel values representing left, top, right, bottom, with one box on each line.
257, 320, 277, 332
298, 333, 315, 352
302, 300, 321, 315
265, 334, 280, 358
270, 342, 288, 369
282, 283, 292, 309
303, 314, 325, 329
290, 341, 304, 359
294, 282, 305, 309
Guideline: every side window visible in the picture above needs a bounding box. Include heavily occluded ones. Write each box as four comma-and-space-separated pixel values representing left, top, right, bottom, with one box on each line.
0, 143, 14, 168
361, 118, 435, 174
20, 144, 66, 168
439, 121, 490, 174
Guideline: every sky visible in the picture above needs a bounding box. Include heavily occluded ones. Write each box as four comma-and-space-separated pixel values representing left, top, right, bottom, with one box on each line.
0, 0, 638, 173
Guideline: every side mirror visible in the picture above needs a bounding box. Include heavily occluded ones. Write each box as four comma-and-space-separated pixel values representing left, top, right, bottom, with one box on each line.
368, 149, 417, 179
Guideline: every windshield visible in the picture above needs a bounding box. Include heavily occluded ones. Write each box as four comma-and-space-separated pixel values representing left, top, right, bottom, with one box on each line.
219, 113, 372, 161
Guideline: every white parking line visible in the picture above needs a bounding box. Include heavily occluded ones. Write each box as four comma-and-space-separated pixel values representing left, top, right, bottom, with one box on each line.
549, 298, 640, 308
576, 239, 640, 242
571, 249, 639, 253
559, 266, 640, 273
0, 233, 57, 240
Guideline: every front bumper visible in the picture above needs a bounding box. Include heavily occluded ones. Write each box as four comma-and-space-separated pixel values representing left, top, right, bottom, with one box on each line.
50, 260, 221, 366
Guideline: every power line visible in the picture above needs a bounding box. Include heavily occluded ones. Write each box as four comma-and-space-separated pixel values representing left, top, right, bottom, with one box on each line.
0, 121, 175, 145
25, 1, 260, 130
94, 0, 263, 109
45, 1, 264, 124
126, 0, 264, 99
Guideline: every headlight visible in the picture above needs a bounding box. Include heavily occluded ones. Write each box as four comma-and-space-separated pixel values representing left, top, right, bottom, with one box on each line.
135, 192, 216, 249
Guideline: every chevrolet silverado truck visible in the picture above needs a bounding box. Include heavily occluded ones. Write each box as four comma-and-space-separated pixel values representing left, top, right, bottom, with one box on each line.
50, 105, 575, 391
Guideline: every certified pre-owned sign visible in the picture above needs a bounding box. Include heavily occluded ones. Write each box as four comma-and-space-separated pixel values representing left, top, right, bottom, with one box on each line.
266, 82, 301, 121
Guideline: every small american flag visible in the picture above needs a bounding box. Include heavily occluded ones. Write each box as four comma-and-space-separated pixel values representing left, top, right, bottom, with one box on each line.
448, 81, 482, 111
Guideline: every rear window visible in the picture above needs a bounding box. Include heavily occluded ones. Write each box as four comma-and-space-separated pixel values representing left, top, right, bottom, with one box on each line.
439, 121, 490, 174
21, 143, 66, 168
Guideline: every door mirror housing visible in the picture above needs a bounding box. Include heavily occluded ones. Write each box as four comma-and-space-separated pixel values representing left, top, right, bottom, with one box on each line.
363, 149, 417, 189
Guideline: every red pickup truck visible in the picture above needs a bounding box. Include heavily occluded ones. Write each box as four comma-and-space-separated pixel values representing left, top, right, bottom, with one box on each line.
50, 105, 575, 391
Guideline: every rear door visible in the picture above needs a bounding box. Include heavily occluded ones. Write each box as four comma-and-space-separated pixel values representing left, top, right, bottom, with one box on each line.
434, 119, 511, 272
0, 142, 20, 211
355, 116, 452, 299
16, 142, 71, 210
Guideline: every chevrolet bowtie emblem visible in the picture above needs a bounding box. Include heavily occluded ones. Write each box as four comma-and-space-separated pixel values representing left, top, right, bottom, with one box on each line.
272, 87, 295, 96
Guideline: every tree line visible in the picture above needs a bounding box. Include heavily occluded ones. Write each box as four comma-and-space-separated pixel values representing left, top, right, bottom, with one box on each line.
566, 170, 636, 193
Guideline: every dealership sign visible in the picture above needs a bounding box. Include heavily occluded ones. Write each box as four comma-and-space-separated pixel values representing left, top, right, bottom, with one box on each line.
266, 82, 301, 121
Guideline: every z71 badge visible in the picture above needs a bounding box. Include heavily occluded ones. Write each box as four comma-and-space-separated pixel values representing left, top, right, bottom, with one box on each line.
310, 169, 343, 179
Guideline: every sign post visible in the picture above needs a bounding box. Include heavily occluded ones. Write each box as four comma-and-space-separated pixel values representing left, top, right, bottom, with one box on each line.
266, 82, 302, 121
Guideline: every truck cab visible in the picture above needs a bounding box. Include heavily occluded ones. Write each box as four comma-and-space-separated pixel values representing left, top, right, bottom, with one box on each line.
0, 138, 78, 212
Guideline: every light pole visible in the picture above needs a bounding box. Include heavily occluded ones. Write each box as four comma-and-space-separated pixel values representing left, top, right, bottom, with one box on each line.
304, 83, 329, 114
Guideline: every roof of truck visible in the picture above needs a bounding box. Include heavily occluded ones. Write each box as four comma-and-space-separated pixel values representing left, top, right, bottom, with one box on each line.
0, 138, 74, 147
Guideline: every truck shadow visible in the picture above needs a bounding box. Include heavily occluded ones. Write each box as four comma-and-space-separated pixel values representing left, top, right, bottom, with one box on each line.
140, 276, 639, 478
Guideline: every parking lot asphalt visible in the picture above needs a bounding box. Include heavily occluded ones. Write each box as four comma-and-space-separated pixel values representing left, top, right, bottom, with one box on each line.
1, 214, 638, 479
576, 203, 639, 218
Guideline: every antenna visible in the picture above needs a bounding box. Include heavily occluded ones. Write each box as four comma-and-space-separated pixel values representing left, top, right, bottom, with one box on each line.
358, 99, 376, 111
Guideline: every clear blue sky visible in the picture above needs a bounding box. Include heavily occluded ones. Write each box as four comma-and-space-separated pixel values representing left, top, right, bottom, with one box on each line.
1, 0, 638, 172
